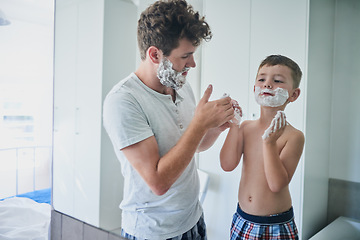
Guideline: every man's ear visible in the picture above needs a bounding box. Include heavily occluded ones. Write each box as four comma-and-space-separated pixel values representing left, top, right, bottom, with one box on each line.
289, 88, 300, 102
147, 46, 162, 64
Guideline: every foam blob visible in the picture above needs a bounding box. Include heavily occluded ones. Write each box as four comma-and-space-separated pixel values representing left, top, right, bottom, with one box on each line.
157, 58, 190, 90
221, 93, 242, 126
262, 110, 286, 140
255, 86, 289, 107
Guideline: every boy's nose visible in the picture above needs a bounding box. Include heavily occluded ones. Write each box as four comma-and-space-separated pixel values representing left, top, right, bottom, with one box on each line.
264, 81, 273, 89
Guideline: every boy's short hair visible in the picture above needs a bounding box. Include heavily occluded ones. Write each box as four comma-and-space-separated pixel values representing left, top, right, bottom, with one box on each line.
137, 0, 212, 60
258, 55, 302, 88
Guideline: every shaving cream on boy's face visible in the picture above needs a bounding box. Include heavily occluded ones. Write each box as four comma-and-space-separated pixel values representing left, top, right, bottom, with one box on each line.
157, 58, 190, 90
254, 86, 289, 107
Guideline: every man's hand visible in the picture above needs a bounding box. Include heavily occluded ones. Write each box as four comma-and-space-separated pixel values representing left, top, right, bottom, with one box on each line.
194, 85, 235, 131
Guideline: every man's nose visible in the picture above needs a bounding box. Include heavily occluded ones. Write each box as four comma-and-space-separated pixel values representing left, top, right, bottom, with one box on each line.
187, 55, 196, 68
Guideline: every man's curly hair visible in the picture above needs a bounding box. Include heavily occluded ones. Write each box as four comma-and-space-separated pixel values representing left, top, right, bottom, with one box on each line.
137, 0, 212, 60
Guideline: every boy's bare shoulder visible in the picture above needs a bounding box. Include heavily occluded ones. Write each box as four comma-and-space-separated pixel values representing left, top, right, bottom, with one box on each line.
286, 123, 305, 142
240, 119, 257, 128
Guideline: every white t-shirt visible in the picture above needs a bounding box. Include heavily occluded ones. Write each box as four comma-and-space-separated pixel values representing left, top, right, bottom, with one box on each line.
103, 73, 202, 239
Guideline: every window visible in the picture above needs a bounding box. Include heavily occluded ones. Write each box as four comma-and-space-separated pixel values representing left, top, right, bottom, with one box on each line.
0, 0, 54, 203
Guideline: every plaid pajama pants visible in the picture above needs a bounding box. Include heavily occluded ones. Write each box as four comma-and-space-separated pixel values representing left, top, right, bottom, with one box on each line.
230, 204, 298, 240
121, 214, 207, 240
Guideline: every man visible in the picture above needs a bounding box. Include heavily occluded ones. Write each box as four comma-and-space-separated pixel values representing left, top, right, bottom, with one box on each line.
103, 0, 235, 239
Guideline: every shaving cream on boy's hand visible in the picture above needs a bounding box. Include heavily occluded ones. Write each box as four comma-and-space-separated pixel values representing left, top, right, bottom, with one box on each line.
262, 110, 286, 140
221, 93, 242, 126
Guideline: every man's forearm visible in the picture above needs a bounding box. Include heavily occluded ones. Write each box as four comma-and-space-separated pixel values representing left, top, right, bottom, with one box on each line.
196, 127, 223, 152
154, 120, 208, 194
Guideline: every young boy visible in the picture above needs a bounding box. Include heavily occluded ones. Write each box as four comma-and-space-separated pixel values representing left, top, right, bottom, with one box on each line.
220, 55, 305, 240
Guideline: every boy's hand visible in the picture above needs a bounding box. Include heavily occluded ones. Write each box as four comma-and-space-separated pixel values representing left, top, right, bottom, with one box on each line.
230, 99, 242, 126
221, 93, 242, 127
262, 111, 286, 141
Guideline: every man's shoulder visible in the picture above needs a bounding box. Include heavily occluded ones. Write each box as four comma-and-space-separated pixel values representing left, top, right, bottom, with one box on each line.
105, 74, 141, 101
108, 73, 137, 94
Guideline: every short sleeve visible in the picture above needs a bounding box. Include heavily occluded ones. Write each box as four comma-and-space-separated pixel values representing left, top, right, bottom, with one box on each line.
103, 91, 153, 150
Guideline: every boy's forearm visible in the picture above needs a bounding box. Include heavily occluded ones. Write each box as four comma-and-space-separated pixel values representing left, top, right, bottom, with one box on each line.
220, 125, 242, 171
262, 142, 289, 193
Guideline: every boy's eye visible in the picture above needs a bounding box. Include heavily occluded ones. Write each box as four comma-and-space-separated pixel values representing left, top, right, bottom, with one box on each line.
274, 80, 283, 83
258, 79, 265, 82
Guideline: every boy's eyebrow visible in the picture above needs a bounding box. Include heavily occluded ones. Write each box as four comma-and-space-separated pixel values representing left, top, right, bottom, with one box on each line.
257, 73, 287, 79
257, 73, 267, 77
274, 74, 286, 78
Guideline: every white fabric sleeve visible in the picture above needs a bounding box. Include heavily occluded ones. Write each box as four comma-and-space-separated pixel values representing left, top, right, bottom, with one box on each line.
103, 92, 154, 150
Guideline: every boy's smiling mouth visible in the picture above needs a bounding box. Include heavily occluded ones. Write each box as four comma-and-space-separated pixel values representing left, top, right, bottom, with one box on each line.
260, 89, 275, 96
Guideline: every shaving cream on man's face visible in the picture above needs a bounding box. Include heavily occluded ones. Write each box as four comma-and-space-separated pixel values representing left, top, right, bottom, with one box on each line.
157, 58, 190, 90
254, 86, 289, 107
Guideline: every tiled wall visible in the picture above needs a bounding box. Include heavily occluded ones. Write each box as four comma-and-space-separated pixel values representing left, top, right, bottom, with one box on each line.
51, 210, 126, 240
327, 178, 360, 223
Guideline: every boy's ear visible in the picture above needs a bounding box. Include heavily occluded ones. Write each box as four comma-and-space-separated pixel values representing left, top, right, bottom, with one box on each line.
288, 88, 301, 102
147, 46, 162, 64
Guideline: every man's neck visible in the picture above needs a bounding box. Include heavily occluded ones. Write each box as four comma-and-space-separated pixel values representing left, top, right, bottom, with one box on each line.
135, 64, 176, 102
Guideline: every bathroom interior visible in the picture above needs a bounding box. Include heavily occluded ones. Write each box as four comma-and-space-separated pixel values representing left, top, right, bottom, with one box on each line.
0, 0, 359, 239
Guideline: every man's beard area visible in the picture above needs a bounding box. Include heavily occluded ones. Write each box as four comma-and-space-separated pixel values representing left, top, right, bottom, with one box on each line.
157, 58, 190, 90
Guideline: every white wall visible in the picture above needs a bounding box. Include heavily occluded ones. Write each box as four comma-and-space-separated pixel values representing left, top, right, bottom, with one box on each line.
100, 0, 137, 231
302, 0, 335, 238
329, 0, 360, 184
53, 0, 104, 227
302, 1, 360, 238
53, 0, 139, 230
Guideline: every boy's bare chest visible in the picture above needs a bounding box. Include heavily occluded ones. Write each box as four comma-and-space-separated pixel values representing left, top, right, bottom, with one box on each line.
243, 129, 286, 165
